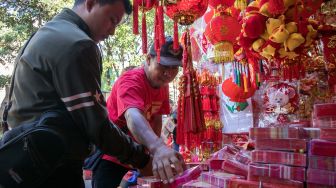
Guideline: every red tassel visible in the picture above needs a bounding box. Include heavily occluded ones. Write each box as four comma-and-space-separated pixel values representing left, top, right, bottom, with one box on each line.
133, 0, 139, 35
173, 21, 179, 50
268, 0, 285, 15
142, 12, 147, 54
146, 0, 151, 9
154, 9, 160, 62
158, 4, 165, 46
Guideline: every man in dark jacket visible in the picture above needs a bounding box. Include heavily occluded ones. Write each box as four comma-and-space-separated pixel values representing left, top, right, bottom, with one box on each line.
4, 0, 184, 187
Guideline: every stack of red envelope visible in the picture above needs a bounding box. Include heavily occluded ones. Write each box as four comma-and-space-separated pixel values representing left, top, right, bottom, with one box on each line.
307, 103, 336, 187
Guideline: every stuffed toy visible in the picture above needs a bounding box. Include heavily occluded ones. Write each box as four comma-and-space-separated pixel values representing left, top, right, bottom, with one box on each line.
285, 22, 298, 34
252, 38, 266, 52
264, 83, 298, 123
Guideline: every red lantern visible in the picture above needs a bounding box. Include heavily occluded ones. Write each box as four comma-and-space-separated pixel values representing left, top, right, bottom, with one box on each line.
165, 0, 208, 25
222, 78, 256, 102
204, 13, 241, 63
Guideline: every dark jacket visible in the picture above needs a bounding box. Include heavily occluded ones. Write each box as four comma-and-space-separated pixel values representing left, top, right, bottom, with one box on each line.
7, 8, 148, 168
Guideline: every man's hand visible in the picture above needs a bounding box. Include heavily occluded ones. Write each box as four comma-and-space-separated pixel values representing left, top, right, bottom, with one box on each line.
151, 144, 185, 184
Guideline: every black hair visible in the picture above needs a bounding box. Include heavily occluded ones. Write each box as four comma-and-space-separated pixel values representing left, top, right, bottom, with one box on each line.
74, 0, 132, 15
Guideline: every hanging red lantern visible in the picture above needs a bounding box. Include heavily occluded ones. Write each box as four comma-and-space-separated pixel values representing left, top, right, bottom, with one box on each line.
165, 0, 208, 26
204, 12, 241, 63
222, 77, 256, 102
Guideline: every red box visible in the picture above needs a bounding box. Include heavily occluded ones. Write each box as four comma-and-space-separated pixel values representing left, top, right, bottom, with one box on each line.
181, 180, 216, 188
309, 139, 336, 157
320, 128, 336, 141
248, 175, 304, 188
307, 168, 336, 186
221, 158, 248, 177
309, 155, 336, 171
137, 176, 165, 188
255, 139, 307, 152
307, 183, 336, 188
248, 163, 306, 182
312, 116, 336, 128
228, 179, 303, 188
313, 103, 336, 117
209, 159, 225, 170
251, 150, 307, 167
249, 127, 300, 140
200, 171, 243, 187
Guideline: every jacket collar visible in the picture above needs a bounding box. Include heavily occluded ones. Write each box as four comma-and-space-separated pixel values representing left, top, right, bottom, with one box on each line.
56, 8, 92, 38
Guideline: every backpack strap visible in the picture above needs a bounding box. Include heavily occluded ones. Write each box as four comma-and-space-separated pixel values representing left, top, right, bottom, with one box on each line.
1, 33, 35, 134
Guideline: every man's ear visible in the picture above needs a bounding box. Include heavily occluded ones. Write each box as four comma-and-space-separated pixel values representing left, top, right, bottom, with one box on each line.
146, 55, 151, 66
85, 0, 96, 12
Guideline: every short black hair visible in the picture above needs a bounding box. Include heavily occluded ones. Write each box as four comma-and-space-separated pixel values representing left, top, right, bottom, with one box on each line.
74, 0, 132, 15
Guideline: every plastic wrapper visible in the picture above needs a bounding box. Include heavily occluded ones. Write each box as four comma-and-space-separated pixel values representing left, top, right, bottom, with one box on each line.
221, 158, 248, 177
307, 183, 336, 188
307, 168, 336, 186
200, 171, 243, 188
248, 175, 304, 188
209, 159, 225, 170
309, 155, 336, 171
210, 144, 239, 159
248, 163, 306, 182
250, 127, 320, 140
312, 116, 336, 128
228, 179, 303, 188
181, 180, 216, 188
255, 139, 307, 152
137, 177, 165, 188
251, 150, 307, 167
220, 63, 253, 134
235, 150, 251, 165
259, 82, 300, 127
249, 127, 300, 140
137, 166, 202, 188
299, 128, 320, 139
320, 128, 336, 141
309, 139, 336, 157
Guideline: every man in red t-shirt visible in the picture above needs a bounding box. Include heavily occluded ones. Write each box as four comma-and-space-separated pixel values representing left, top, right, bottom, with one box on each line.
92, 36, 185, 188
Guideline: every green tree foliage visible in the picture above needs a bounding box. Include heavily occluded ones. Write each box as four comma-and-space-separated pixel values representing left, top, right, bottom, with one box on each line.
0, 1, 177, 92
0, 75, 10, 88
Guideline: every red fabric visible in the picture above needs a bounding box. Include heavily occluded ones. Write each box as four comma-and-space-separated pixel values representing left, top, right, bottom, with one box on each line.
103, 67, 170, 164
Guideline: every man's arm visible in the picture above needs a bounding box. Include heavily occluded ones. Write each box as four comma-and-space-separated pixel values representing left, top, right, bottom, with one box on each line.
125, 108, 184, 183
152, 114, 163, 137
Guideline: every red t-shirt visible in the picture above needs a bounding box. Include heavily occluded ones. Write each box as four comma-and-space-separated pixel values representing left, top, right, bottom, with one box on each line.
102, 66, 170, 165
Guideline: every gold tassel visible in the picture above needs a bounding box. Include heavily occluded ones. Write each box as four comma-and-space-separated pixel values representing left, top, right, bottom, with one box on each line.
214, 41, 234, 63
234, 0, 247, 11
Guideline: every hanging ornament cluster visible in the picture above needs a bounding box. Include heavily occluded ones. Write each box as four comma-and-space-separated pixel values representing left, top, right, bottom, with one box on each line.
176, 30, 206, 149
237, 0, 322, 61
198, 69, 222, 151
133, 0, 156, 54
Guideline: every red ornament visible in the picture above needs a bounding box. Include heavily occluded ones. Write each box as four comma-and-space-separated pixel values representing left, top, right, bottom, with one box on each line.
204, 13, 241, 63
222, 77, 256, 102
165, 0, 208, 26
208, 0, 235, 11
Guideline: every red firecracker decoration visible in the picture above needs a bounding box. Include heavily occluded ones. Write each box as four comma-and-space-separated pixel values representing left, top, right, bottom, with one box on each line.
204, 12, 241, 63
177, 30, 206, 148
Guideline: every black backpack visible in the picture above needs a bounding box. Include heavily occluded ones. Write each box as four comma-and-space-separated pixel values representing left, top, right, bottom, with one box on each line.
0, 111, 67, 188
